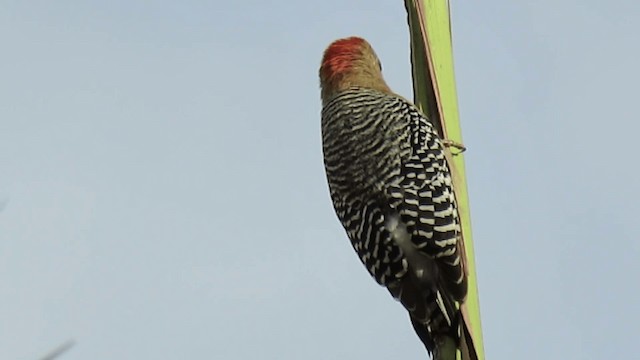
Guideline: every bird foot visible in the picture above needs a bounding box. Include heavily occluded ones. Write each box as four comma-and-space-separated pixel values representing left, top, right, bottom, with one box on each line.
442, 140, 467, 155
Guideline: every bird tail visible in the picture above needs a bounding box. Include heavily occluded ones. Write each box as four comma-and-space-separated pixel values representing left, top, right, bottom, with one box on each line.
458, 313, 478, 360
411, 313, 478, 360
395, 280, 478, 360
389, 276, 457, 357
386, 258, 478, 360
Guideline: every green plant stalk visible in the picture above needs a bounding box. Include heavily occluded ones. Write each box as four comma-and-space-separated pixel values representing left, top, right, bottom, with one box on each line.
404, 1, 485, 360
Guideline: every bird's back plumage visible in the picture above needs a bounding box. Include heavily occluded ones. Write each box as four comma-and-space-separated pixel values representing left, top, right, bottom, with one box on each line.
321, 87, 468, 355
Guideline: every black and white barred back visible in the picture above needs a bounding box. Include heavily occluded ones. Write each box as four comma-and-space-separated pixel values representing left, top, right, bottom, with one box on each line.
321, 87, 467, 342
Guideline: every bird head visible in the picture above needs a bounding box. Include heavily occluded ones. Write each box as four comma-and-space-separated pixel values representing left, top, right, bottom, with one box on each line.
319, 37, 391, 104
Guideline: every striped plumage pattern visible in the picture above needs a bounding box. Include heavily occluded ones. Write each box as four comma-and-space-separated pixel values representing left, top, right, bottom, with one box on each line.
321, 87, 467, 352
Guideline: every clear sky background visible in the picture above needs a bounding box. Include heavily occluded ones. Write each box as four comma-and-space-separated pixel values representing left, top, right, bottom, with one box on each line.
1, 1, 639, 359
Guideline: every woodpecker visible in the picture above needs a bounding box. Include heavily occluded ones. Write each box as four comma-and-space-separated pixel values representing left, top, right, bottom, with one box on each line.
320, 36, 474, 360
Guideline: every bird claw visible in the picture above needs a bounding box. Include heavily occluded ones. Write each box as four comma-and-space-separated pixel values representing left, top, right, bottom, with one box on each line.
442, 139, 467, 155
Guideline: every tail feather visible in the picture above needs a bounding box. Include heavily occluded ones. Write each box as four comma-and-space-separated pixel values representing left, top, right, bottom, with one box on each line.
410, 316, 435, 354
389, 277, 478, 360
459, 314, 478, 360
411, 314, 478, 360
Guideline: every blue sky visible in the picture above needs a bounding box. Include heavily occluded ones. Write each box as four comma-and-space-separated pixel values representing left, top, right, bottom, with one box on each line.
1, 1, 639, 359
